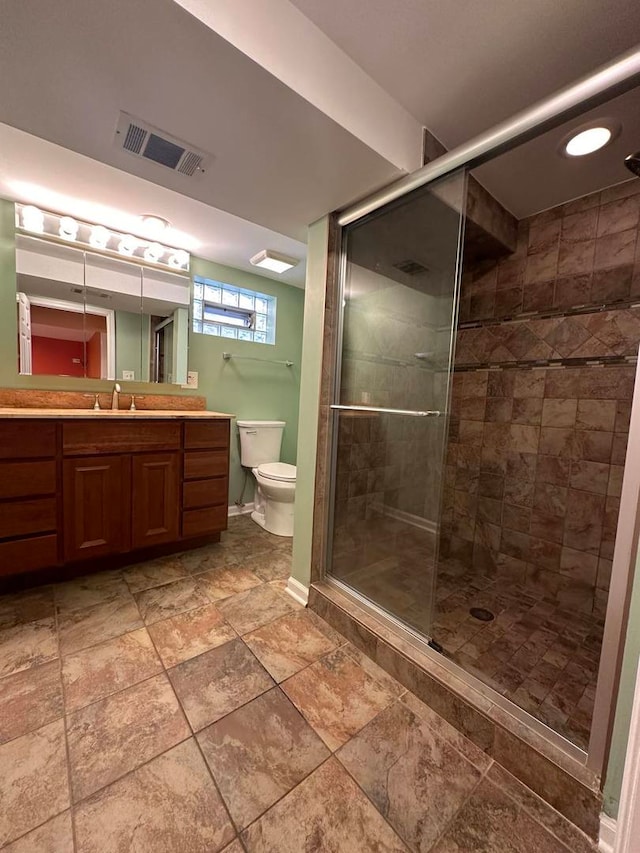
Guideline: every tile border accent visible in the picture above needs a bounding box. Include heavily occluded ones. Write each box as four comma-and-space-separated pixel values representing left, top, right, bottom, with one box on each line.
308, 581, 602, 840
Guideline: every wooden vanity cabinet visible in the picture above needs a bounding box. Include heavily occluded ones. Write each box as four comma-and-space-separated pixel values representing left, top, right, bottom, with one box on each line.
0, 416, 230, 580
63, 454, 129, 562
0, 421, 58, 578
131, 452, 180, 550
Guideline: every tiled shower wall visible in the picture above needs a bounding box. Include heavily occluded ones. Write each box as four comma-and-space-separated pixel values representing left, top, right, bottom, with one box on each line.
337, 267, 452, 532
441, 179, 640, 614
332, 412, 439, 579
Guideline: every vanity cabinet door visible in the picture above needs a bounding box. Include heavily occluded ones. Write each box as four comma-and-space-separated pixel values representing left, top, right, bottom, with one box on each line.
131, 452, 180, 549
63, 455, 128, 561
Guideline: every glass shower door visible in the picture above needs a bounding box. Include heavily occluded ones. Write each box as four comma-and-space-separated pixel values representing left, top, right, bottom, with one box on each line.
327, 172, 467, 638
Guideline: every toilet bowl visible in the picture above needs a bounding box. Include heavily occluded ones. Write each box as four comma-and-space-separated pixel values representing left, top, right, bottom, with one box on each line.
252, 461, 296, 537
237, 420, 296, 537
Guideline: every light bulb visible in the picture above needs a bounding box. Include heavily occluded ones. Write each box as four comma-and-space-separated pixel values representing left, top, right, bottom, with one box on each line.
168, 249, 189, 269
118, 234, 138, 256
89, 225, 110, 249
21, 205, 44, 233
565, 127, 612, 157
59, 216, 78, 241
144, 242, 164, 263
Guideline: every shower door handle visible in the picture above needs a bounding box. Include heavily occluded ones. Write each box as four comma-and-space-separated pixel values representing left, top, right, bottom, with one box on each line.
330, 405, 444, 417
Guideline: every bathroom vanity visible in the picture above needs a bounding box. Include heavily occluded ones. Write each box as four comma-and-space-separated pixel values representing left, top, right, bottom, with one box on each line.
0, 409, 231, 580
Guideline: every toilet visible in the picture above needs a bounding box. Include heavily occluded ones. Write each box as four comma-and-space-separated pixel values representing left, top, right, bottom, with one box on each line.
237, 420, 296, 537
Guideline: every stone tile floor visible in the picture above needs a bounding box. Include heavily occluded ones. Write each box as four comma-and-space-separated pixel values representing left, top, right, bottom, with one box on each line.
0, 516, 596, 851
338, 546, 602, 751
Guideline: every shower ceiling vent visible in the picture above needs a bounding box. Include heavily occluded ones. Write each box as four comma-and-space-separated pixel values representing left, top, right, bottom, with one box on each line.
393, 259, 430, 276
114, 112, 210, 177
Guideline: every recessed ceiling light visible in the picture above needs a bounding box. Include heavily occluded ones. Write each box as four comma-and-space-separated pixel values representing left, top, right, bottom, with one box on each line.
250, 249, 298, 274
139, 214, 170, 239
565, 127, 612, 157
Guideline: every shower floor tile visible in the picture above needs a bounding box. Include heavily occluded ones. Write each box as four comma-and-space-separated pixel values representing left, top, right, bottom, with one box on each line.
432, 562, 603, 752
0, 517, 596, 851
333, 511, 602, 751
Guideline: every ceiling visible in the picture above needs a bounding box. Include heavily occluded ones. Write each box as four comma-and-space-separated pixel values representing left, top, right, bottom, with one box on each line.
0, 0, 403, 276
0, 124, 309, 287
472, 86, 640, 218
1, 0, 639, 273
290, 0, 640, 216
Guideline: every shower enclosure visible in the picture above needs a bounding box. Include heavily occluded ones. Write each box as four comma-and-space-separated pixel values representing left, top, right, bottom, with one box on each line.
328, 172, 466, 638
322, 48, 640, 772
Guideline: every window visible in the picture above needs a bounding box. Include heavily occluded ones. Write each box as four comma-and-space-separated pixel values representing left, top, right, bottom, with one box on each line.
192, 276, 276, 344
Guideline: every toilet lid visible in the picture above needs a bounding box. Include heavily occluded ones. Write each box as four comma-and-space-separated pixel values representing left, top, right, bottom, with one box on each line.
257, 462, 296, 482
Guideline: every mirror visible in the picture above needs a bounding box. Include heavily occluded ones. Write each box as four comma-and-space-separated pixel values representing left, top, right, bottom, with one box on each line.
142, 268, 189, 385
15, 235, 189, 384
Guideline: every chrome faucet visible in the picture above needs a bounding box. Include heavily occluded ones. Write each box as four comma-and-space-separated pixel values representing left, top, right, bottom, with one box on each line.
111, 382, 121, 410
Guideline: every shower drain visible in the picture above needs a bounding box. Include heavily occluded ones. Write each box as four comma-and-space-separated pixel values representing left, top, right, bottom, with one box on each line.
469, 607, 495, 622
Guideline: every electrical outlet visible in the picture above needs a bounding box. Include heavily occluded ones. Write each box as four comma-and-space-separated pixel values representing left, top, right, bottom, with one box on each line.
122, 370, 135, 381
185, 370, 198, 389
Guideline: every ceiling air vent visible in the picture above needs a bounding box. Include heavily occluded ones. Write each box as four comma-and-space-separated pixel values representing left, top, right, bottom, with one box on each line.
393, 259, 429, 276
115, 112, 209, 178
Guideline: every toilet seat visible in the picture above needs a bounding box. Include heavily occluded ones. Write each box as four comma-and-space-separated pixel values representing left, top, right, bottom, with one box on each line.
257, 462, 297, 482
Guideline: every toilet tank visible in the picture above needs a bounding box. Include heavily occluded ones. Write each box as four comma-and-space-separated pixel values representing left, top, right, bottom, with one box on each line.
237, 420, 285, 467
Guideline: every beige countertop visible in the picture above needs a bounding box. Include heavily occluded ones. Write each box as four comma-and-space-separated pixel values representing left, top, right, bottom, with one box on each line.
0, 408, 234, 419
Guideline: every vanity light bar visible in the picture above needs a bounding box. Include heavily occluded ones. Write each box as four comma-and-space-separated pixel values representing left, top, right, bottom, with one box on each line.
15, 204, 190, 272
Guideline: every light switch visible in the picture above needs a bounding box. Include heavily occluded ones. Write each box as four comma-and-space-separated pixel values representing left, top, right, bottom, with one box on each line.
185, 370, 198, 389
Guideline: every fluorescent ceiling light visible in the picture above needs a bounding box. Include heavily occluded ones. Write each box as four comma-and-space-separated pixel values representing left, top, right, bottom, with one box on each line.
565, 127, 612, 157
250, 249, 298, 274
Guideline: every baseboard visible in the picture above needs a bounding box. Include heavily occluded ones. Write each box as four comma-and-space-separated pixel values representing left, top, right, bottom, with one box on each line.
370, 502, 438, 536
227, 502, 255, 518
599, 814, 616, 853
285, 577, 309, 606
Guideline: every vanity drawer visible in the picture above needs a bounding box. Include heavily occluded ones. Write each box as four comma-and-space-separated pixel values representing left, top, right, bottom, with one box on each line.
183, 505, 227, 538
183, 478, 227, 510
184, 450, 228, 480
63, 421, 181, 455
0, 461, 56, 499
184, 420, 229, 450
0, 534, 58, 577
0, 498, 57, 539
0, 421, 56, 460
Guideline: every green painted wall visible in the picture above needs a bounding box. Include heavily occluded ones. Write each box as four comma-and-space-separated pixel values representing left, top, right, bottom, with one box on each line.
291, 216, 329, 588
0, 199, 305, 505
0, 199, 17, 385
603, 547, 640, 817
189, 256, 304, 504
115, 311, 150, 382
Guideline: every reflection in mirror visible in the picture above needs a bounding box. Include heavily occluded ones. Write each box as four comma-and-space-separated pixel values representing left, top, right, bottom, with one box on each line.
14, 232, 189, 384
143, 268, 189, 385
16, 243, 115, 380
